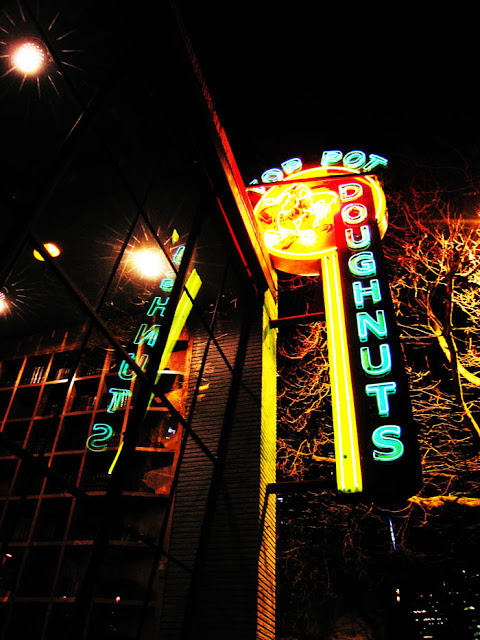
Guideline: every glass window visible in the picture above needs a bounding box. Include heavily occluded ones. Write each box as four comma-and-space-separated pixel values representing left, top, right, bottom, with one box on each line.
7, 387, 40, 419
47, 351, 79, 381
26, 418, 57, 454
44, 454, 81, 495
56, 415, 91, 452
17, 547, 59, 596
33, 497, 72, 541
20, 355, 51, 385
1, 421, 29, 449
0, 360, 22, 387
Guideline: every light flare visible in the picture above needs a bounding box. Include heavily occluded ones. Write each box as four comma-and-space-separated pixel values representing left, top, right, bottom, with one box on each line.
0, 291, 8, 314
11, 41, 45, 74
132, 248, 166, 279
33, 243, 61, 261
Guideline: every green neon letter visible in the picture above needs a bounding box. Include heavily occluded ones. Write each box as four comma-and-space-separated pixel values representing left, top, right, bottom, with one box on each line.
281, 157, 302, 174
348, 252, 377, 278
118, 353, 149, 381
372, 425, 404, 461
364, 153, 388, 172
261, 168, 284, 183
343, 150, 366, 170
365, 381, 397, 416
172, 245, 185, 265
134, 323, 160, 347
160, 277, 175, 292
345, 225, 371, 250
352, 279, 382, 308
357, 310, 388, 342
147, 296, 170, 317
87, 423, 114, 452
341, 203, 368, 225
360, 344, 392, 376
321, 150, 343, 167
107, 388, 131, 413
339, 182, 363, 202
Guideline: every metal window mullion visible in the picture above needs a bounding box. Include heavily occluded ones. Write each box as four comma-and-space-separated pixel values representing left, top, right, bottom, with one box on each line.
134, 258, 231, 638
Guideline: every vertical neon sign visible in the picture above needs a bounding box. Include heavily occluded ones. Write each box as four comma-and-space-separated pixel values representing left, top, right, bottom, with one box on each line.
86, 238, 201, 465
251, 156, 421, 500
333, 176, 420, 497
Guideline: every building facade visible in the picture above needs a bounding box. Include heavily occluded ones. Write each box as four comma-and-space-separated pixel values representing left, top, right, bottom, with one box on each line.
0, 2, 277, 639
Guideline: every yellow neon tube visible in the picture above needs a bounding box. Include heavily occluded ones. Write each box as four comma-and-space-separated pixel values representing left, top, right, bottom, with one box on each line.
321, 250, 363, 493
156, 269, 202, 375
108, 440, 124, 475
108, 270, 202, 475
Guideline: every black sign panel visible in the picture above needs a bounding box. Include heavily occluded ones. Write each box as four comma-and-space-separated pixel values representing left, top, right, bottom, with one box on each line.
332, 178, 422, 501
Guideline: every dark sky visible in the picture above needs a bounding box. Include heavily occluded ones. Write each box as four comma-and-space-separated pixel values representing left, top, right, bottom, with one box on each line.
180, 4, 480, 182
1, 2, 478, 189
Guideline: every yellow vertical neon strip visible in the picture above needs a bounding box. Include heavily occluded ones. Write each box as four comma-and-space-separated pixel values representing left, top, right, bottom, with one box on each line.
156, 269, 202, 375
108, 270, 202, 475
321, 250, 363, 493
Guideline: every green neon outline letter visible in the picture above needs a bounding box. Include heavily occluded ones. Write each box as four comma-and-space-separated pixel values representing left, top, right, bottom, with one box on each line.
107, 388, 131, 413
147, 296, 170, 317
365, 381, 397, 416
118, 353, 149, 381
372, 425, 404, 461
348, 252, 376, 278
341, 203, 368, 226
345, 225, 371, 250
356, 310, 388, 342
360, 344, 392, 376
281, 157, 302, 174
352, 279, 382, 309
339, 182, 363, 202
87, 423, 114, 452
364, 153, 388, 172
343, 150, 366, 170
134, 323, 160, 347
321, 150, 343, 167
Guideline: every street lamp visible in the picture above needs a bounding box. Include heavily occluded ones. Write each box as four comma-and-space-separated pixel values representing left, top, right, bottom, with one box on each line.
0, 290, 7, 314
33, 242, 61, 261
11, 40, 46, 76
131, 248, 166, 279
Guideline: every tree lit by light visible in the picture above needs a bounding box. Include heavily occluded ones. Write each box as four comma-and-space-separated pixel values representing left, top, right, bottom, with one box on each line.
132, 248, 165, 279
11, 41, 45, 75
33, 242, 61, 261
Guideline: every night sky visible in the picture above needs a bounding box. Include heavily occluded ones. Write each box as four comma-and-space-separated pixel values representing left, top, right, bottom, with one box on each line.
180, 4, 480, 183
1, 3, 478, 191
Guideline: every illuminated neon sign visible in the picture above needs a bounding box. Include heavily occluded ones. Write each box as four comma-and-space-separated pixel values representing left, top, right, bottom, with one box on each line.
249, 150, 388, 190
251, 159, 388, 276
251, 159, 421, 500
86, 239, 201, 466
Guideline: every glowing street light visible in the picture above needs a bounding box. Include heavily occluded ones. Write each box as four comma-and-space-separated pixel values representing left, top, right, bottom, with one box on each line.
132, 248, 165, 279
11, 41, 46, 75
33, 242, 61, 261
0, 291, 7, 313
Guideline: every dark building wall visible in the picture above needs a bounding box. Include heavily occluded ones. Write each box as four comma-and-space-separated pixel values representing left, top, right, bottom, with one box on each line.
0, 2, 277, 638
160, 293, 276, 639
